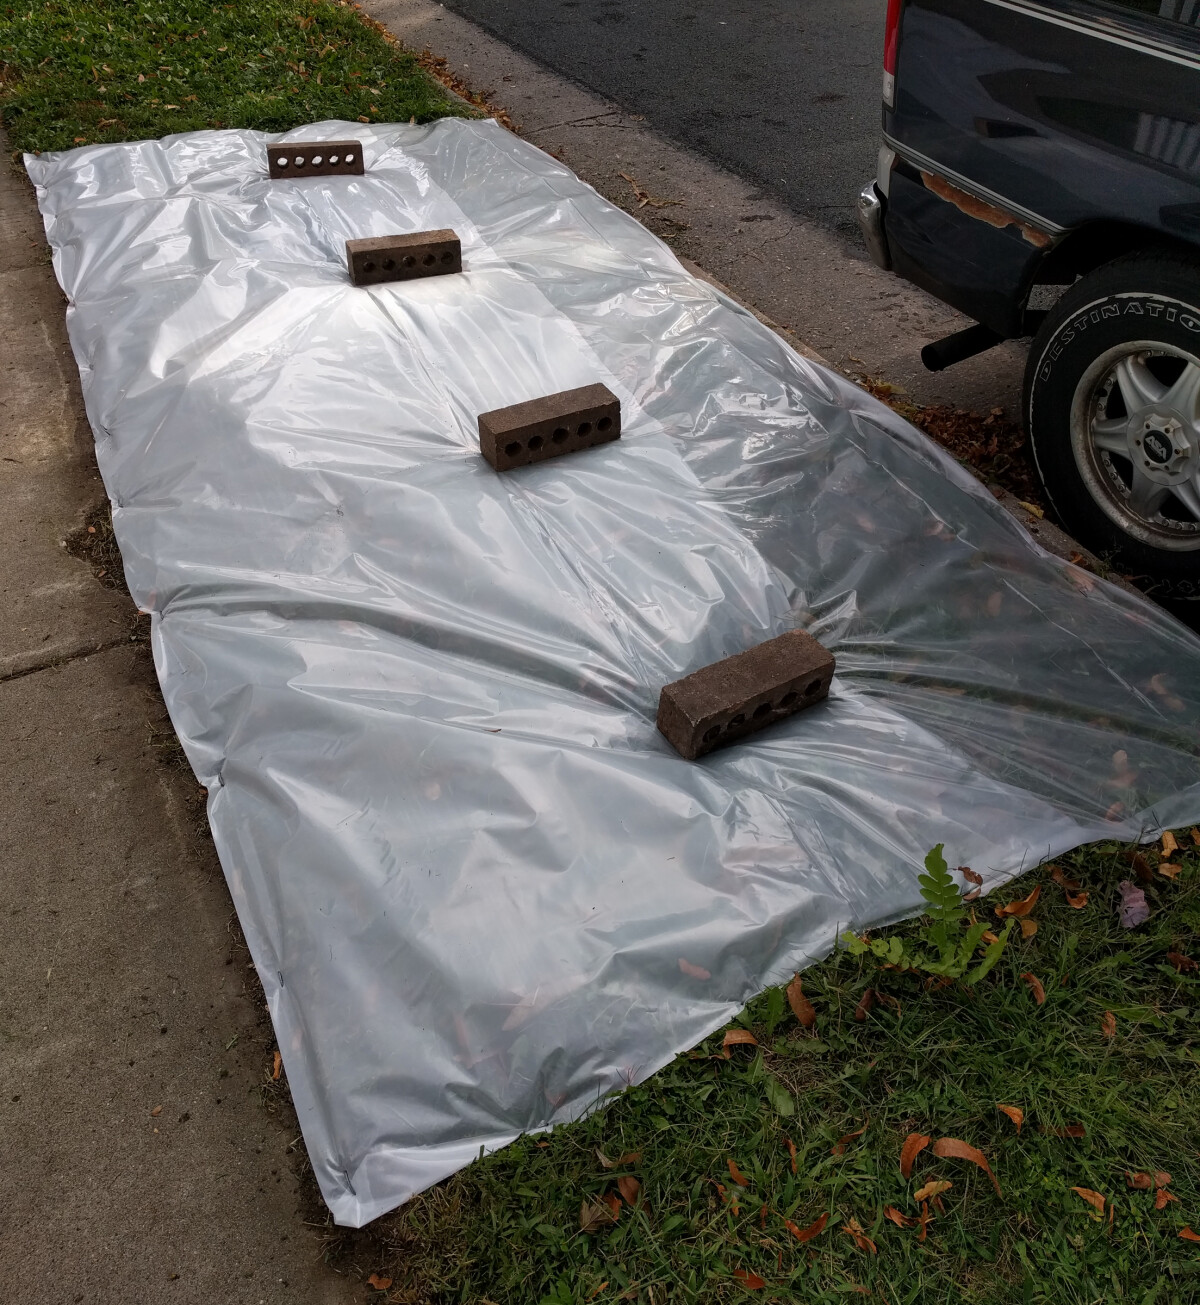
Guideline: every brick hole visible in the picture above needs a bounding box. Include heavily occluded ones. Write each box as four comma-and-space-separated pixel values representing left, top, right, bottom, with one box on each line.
803, 679, 822, 698
551, 427, 569, 444
597, 416, 613, 432
504, 441, 521, 457
381, 258, 395, 271
362, 260, 376, 273
275, 156, 289, 168
577, 421, 592, 437
439, 251, 454, 264
402, 255, 416, 268
752, 701, 772, 719
702, 726, 721, 744
728, 713, 746, 730
422, 253, 436, 266
779, 690, 798, 708
312, 155, 323, 166
329, 154, 340, 164
344, 152, 355, 164
528, 434, 544, 451
293, 155, 306, 167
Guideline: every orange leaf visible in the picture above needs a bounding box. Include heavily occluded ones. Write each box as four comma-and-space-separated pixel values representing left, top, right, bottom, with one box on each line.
1072, 1187, 1105, 1212
580, 1198, 616, 1233
1162, 830, 1179, 857
1192, 828, 1200, 847
1127, 1171, 1153, 1189
1155, 1171, 1172, 1188
980, 930, 1000, 945
884, 1205, 916, 1228
961, 867, 984, 886
854, 989, 875, 1022
931, 1137, 1002, 1196
732, 1268, 766, 1289
366, 1273, 393, 1290
759, 1202, 768, 1229
913, 1180, 953, 1202
727, 1158, 750, 1188
1064, 890, 1089, 909
617, 1174, 642, 1205
1100, 1011, 1116, 1038
1158, 863, 1182, 879
1042, 1123, 1086, 1138
917, 1201, 931, 1242
601, 1192, 622, 1218
1020, 972, 1046, 1004
786, 974, 817, 1029
678, 958, 711, 980
900, 1133, 931, 1178
1179, 1226, 1200, 1242
1156, 1188, 1179, 1210
785, 1211, 829, 1243
1049, 865, 1081, 892
1167, 951, 1198, 973
832, 1124, 867, 1156
1019, 917, 1039, 939
723, 1029, 758, 1058
786, 1137, 798, 1175
996, 1104, 1024, 1132
841, 1218, 877, 1255
997, 885, 1041, 918
272, 1050, 282, 1081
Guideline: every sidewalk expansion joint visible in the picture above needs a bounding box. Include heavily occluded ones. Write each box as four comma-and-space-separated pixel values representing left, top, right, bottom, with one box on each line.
0, 634, 133, 685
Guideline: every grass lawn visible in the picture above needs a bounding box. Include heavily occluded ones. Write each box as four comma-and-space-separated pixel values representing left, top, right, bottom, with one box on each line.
339, 832, 1200, 1305
0, 0, 469, 157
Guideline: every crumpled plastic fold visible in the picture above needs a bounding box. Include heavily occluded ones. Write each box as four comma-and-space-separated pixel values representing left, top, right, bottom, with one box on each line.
27, 118, 1200, 1226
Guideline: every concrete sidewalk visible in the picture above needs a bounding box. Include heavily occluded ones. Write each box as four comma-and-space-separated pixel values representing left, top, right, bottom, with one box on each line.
0, 151, 360, 1305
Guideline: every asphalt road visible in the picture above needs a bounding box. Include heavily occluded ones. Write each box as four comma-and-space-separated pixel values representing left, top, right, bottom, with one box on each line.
438, 0, 886, 241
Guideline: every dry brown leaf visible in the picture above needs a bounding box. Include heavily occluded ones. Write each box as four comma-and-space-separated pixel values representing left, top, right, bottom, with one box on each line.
854, 989, 876, 1022
787, 974, 817, 1029
1158, 863, 1182, 879
1155, 1171, 1172, 1188
961, 867, 984, 885
366, 1273, 393, 1291
931, 1137, 1002, 1196
1064, 890, 1089, 909
272, 1050, 282, 1081
1127, 1171, 1153, 1189
884, 1205, 916, 1228
617, 1174, 642, 1206
1180, 1226, 1200, 1242
997, 885, 1041, 918
1100, 1011, 1116, 1038
841, 1218, 877, 1255
1192, 828, 1200, 847
723, 1029, 758, 1058
1122, 849, 1155, 884
678, 958, 711, 980
1167, 951, 1198, 973
1019, 917, 1039, 939
900, 1133, 931, 1178
832, 1124, 867, 1156
980, 930, 1000, 945
1163, 830, 1180, 857
1156, 1188, 1179, 1210
727, 1158, 750, 1188
596, 1148, 641, 1169
1020, 972, 1046, 1004
759, 1202, 768, 1229
732, 1268, 766, 1289
1049, 865, 1082, 892
996, 1104, 1024, 1132
877, 990, 902, 1018
786, 1137, 798, 1175
1072, 1187, 1105, 1212
601, 1192, 621, 1218
785, 1211, 829, 1243
913, 1179, 953, 1202
1043, 1123, 1086, 1138
917, 1201, 931, 1242
150, 1105, 163, 1117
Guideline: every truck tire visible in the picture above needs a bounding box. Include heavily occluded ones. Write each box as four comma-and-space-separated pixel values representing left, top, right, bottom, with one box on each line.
1024, 253, 1200, 601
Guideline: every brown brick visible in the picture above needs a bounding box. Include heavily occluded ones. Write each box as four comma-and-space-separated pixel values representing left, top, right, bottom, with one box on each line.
657, 630, 835, 759
346, 231, 462, 286
267, 141, 365, 179
478, 383, 621, 472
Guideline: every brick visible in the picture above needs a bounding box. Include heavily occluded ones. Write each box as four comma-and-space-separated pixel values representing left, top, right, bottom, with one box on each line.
346, 230, 461, 286
657, 630, 835, 760
267, 140, 364, 179
478, 383, 620, 472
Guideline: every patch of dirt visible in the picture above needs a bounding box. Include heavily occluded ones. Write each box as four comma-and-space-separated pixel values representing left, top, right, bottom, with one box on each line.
64, 497, 130, 595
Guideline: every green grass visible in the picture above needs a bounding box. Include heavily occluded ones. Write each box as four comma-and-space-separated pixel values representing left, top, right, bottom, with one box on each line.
345, 833, 1200, 1305
0, 0, 468, 156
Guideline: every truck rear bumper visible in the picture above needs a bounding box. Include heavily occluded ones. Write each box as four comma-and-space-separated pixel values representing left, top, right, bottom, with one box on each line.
856, 181, 891, 271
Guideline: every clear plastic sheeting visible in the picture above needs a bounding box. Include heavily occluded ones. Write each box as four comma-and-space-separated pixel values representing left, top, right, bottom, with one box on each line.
27, 119, 1200, 1226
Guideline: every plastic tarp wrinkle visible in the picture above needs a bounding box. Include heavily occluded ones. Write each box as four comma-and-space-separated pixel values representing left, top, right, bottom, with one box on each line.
27, 119, 1200, 1227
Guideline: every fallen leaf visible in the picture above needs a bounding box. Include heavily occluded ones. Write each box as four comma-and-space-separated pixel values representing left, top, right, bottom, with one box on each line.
1049, 865, 1082, 891
931, 1137, 1002, 1196
961, 867, 983, 886
678, 958, 711, 980
1122, 850, 1154, 884
841, 1218, 877, 1255
917, 1201, 931, 1242
1020, 972, 1046, 1004
617, 1175, 642, 1205
1019, 917, 1039, 938
884, 1205, 916, 1228
854, 989, 876, 1021
150, 1105, 163, 1117
913, 1180, 953, 1202
1100, 1011, 1116, 1038
980, 930, 1000, 945
1163, 830, 1180, 857
785, 1211, 829, 1243
602, 1192, 621, 1218
996, 1104, 1024, 1132
1042, 1123, 1086, 1138
1167, 951, 1198, 973
1072, 1187, 1105, 1212
1180, 1226, 1200, 1242
1192, 828, 1200, 847
997, 885, 1041, 918
876, 990, 902, 1018
786, 974, 817, 1029
1064, 890, 1089, 909
900, 1133, 931, 1178
1156, 1188, 1179, 1210
732, 1268, 766, 1289
1127, 1171, 1153, 1189
366, 1273, 393, 1290
587, 1285, 609, 1301
1156, 1171, 1173, 1188
727, 1159, 750, 1188
832, 1124, 868, 1157
272, 1050, 282, 1080
786, 1137, 798, 1174
1118, 881, 1151, 928
1159, 863, 1182, 879
596, 1148, 642, 1169
580, 1198, 617, 1232
759, 1202, 768, 1229
723, 1029, 758, 1058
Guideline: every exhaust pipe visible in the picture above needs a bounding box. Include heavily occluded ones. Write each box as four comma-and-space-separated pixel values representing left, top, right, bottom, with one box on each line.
921, 323, 1005, 372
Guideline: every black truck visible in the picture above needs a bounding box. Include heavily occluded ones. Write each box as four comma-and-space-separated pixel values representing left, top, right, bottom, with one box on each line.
857, 0, 1200, 600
